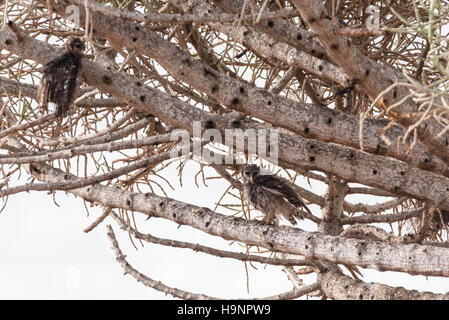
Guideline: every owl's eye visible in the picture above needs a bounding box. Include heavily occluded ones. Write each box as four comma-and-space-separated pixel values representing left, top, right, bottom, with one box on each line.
244, 170, 249, 175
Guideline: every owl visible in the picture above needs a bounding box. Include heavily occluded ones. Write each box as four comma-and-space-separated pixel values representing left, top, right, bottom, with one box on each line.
242, 164, 312, 225
37, 37, 85, 119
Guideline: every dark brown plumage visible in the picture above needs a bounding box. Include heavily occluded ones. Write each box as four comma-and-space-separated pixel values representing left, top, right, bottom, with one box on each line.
37, 37, 85, 119
242, 164, 312, 225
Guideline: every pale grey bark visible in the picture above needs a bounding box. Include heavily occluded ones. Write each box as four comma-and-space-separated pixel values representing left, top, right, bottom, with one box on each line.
3, 0, 449, 300
4, 23, 449, 210
106, 224, 318, 300
290, 0, 449, 169
210, 0, 328, 59
11, 149, 449, 278
39, 0, 449, 178
318, 264, 449, 300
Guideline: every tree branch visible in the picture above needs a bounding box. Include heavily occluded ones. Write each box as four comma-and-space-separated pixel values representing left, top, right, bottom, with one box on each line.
110, 210, 312, 267
40, 0, 449, 178
5, 26, 449, 209
290, 0, 449, 168
16, 152, 449, 277
318, 264, 449, 300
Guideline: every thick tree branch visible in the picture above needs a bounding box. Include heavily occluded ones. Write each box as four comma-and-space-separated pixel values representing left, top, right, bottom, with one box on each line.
5, 27, 449, 210
290, 0, 449, 168
16, 152, 449, 278
106, 224, 218, 300
41, 0, 449, 178
107, 224, 317, 300
110, 210, 312, 267
210, 0, 328, 59
318, 264, 449, 300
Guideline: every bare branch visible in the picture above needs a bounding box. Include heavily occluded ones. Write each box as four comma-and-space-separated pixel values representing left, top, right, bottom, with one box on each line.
106, 224, 219, 300
318, 264, 449, 300
110, 210, 312, 267
40, 0, 449, 178
19, 156, 449, 277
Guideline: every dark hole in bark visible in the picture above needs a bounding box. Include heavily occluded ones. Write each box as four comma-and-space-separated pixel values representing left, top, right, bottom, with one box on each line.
102, 75, 112, 84
232, 120, 241, 128
205, 120, 216, 129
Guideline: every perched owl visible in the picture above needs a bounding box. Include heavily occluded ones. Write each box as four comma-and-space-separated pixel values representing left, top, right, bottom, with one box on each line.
37, 37, 85, 119
242, 164, 312, 225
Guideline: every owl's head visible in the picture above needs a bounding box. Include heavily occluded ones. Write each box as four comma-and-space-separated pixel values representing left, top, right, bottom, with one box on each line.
242, 164, 260, 183
67, 37, 85, 54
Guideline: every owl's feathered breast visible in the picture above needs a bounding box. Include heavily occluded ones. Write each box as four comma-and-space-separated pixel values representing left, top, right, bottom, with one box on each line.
244, 174, 312, 216
37, 51, 82, 118
244, 182, 272, 213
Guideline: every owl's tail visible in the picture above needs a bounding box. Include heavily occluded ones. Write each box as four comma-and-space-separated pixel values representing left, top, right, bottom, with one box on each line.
288, 196, 313, 219
282, 206, 304, 225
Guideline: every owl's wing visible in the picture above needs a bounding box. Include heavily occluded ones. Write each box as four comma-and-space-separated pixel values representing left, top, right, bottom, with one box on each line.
254, 175, 312, 215
37, 56, 65, 111
37, 52, 81, 118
